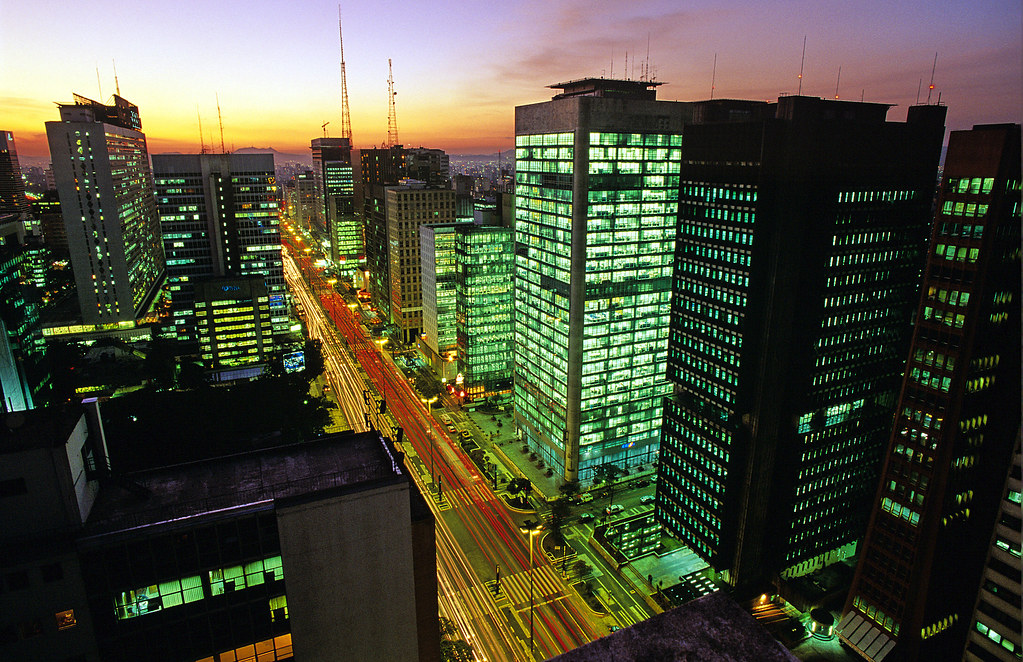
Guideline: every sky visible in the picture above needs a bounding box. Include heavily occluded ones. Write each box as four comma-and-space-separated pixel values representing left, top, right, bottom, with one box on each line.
2, 0, 1020, 159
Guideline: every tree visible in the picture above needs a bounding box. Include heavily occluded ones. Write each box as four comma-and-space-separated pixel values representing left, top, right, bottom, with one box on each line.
573, 559, 590, 577
440, 639, 474, 662
548, 497, 571, 544
177, 360, 206, 390
438, 617, 457, 638
415, 371, 441, 399
558, 479, 581, 498
303, 338, 325, 379
593, 463, 624, 506
507, 477, 530, 496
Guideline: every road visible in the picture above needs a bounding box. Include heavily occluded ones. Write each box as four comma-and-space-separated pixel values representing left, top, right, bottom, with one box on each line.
282, 241, 608, 660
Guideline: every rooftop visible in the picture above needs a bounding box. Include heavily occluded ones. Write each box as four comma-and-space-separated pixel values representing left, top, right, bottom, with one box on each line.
0, 406, 84, 454
548, 591, 800, 662
82, 431, 406, 539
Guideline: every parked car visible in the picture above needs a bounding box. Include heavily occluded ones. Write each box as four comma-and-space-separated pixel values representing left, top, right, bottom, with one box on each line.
605, 504, 624, 516
446, 424, 456, 432
579, 513, 595, 523
461, 430, 472, 439
640, 496, 655, 505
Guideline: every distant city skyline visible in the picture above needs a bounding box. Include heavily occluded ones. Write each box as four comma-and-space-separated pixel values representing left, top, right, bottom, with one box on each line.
2, 0, 1020, 157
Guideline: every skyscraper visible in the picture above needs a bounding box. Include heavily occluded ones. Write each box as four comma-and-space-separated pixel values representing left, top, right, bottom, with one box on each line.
964, 435, 1021, 662
514, 78, 687, 481
456, 224, 514, 401
152, 153, 286, 355
310, 136, 351, 239
323, 160, 360, 285
384, 183, 456, 344
356, 146, 406, 318
46, 94, 164, 325
0, 131, 30, 218
838, 123, 1020, 662
655, 96, 947, 593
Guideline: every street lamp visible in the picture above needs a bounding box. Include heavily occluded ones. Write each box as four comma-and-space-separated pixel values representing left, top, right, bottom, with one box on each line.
420, 395, 439, 497
520, 523, 544, 658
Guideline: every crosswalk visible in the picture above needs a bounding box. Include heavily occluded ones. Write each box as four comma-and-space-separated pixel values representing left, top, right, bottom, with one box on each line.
485, 566, 566, 609
445, 482, 498, 509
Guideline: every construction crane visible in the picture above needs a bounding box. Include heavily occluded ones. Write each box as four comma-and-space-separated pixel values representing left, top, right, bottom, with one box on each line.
386, 59, 398, 147
321, 121, 330, 138
338, 5, 353, 142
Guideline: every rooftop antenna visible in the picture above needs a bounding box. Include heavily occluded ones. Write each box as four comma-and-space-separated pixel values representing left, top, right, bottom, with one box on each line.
625, 50, 629, 80
610, 48, 614, 79
926, 52, 938, 104
643, 33, 651, 81
797, 35, 806, 95
216, 93, 226, 154
860, 89, 864, 102
338, 5, 353, 143
197, 106, 207, 154
96, 65, 103, 102
916, 78, 922, 105
386, 59, 398, 147
711, 53, 717, 99
834, 66, 841, 99
113, 60, 121, 97
321, 121, 330, 138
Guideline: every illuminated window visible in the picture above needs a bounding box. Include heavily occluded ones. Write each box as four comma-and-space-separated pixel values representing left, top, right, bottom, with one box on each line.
55, 609, 76, 630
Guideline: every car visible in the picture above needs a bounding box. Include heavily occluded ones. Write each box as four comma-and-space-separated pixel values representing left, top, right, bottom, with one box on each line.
461, 430, 472, 439
579, 513, 595, 523
633, 479, 651, 488
605, 504, 624, 516
579, 493, 594, 504
446, 424, 456, 432
441, 415, 451, 424
640, 496, 655, 505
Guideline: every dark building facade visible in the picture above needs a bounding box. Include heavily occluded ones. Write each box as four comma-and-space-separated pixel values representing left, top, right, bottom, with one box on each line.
0, 403, 438, 662
838, 123, 1021, 661
0, 131, 30, 218
963, 434, 1022, 662
355, 146, 406, 319
152, 153, 287, 353
656, 96, 947, 593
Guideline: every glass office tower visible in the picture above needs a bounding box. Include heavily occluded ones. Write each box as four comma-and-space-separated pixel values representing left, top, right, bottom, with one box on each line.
514, 78, 687, 482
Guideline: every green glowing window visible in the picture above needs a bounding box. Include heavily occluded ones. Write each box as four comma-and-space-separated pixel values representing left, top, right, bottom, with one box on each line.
114, 575, 203, 619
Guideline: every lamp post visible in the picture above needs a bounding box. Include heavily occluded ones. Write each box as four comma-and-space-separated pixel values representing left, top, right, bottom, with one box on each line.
521, 524, 544, 659
420, 395, 439, 496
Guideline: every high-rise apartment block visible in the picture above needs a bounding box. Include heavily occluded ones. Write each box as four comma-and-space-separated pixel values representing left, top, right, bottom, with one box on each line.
839, 123, 1020, 661
46, 94, 164, 325
514, 78, 686, 481
385, 183, 456, 344
0, 131, 30, 218
152, 153, 286, 360
655, 96, 947, 593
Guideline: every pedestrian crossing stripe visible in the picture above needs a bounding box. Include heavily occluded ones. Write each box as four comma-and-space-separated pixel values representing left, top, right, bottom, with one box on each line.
446, 483, 498, 509
491, 566, 565, 609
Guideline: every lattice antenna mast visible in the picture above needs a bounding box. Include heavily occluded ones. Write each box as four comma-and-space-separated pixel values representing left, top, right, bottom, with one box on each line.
386, 58, 399, 147
338, 5, 353, 142
216, 93, 226, 154
197, 105, 207, 154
